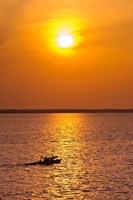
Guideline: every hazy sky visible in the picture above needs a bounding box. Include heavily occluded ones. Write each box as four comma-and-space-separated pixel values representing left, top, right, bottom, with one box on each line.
0, 0, 133, 109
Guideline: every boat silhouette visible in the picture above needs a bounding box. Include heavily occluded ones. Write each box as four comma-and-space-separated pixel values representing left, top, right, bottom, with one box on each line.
24, 156, 62, 166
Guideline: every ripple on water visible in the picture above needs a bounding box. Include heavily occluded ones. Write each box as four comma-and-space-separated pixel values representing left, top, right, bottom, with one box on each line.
0, 113, 133, 199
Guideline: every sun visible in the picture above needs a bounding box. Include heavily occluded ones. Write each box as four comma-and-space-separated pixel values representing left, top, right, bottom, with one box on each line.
44, 18, 83, 54
57, 33, 74, 48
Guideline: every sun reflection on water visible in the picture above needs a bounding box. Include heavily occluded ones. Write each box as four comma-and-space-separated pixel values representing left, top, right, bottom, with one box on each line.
45, 114, 89, 199
22, 113, 100, 199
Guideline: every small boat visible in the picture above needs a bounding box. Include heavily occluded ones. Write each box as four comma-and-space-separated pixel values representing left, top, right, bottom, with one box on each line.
24, 156, 62, 166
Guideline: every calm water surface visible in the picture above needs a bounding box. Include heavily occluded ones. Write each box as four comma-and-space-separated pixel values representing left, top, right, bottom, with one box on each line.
0, 113, 133, 200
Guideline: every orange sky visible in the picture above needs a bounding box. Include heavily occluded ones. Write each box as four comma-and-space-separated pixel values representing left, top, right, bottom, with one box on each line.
0, 0, 133, 109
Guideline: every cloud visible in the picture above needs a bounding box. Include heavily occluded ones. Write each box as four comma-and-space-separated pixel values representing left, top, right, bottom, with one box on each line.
75, 17, 133, 49
0, 0, 32, 45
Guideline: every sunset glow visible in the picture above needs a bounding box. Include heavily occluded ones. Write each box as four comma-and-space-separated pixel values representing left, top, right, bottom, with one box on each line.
1, 1, 133, 200
0, 0, 133, 109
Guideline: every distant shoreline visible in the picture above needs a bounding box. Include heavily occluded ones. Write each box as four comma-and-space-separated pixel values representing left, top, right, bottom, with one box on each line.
0, 109, 133, 113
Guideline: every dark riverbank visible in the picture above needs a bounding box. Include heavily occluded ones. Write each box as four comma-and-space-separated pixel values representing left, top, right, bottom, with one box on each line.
0, 109, 133, 113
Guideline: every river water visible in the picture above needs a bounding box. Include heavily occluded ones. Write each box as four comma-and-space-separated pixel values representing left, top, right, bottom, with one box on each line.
0, 113, 133, 200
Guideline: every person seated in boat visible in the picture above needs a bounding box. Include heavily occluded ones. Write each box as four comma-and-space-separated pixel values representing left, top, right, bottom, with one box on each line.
40, 156, 47, 162
39, 156, 58, 163
44, 157, 50, 162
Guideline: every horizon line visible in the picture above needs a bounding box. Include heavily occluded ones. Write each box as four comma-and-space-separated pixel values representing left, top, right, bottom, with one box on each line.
0, 108, 133, 113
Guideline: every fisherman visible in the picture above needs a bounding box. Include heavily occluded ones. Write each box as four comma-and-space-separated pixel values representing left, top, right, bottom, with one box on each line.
40, 156, 46, 162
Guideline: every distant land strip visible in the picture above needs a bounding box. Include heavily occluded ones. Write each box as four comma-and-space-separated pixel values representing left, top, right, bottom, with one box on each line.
0, 109, 133, 113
